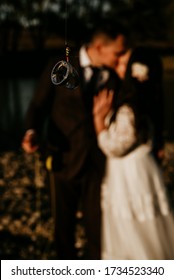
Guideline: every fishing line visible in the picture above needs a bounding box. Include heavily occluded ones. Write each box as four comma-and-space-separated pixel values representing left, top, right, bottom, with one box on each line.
51, 0, 79, 89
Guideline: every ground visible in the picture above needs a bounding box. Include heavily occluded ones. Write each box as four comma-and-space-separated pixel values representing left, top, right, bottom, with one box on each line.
0, 142, 174, 259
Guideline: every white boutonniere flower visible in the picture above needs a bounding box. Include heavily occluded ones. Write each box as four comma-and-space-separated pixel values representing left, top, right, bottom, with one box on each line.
131, 62, 149, 82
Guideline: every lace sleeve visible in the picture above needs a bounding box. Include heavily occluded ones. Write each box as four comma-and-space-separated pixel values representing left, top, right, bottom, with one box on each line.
97, 105, 137, 157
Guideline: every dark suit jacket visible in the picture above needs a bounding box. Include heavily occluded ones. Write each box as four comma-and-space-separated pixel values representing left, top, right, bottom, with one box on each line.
24, 54, 118, 181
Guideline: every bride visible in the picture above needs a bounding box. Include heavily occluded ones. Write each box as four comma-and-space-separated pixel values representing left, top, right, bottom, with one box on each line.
93, 85, 174, 260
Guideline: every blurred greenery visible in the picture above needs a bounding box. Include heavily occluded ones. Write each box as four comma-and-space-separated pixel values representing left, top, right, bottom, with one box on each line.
0, 0, 174, 151
0, 0, 174, 52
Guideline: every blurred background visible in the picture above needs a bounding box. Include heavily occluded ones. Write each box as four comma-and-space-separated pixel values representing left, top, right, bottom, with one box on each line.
0, 0, 174, 259
1, 0, 174, 149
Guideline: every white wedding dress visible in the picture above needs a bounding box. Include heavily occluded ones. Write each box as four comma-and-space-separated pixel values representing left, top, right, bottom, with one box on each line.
98, 105, 174, 260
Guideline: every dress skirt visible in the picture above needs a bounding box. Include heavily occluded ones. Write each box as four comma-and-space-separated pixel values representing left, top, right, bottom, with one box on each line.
101, 144, 174, 260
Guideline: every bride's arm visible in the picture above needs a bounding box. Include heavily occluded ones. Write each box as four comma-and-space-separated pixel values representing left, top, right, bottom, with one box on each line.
93, 91, 137, 157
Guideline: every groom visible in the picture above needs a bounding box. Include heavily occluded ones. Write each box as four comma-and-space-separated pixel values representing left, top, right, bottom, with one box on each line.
21, 19, 129, 259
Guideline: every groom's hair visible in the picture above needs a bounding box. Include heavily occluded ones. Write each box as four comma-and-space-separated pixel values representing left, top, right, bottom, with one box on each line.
87, 19, 130, 45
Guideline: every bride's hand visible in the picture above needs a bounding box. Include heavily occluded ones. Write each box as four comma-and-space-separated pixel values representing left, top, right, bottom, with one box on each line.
93, 88, 114, 120
93, 89, 114, 134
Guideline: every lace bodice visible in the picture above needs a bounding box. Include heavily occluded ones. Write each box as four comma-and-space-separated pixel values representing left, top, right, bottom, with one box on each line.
97, 105, 140, 157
